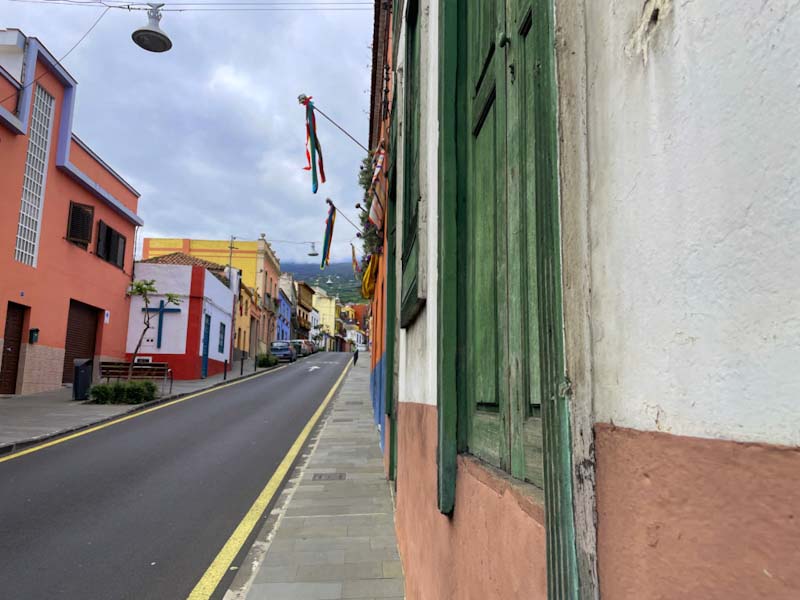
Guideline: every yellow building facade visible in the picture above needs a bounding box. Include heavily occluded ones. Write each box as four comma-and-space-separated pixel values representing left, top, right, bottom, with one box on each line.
312, 287, 339, 335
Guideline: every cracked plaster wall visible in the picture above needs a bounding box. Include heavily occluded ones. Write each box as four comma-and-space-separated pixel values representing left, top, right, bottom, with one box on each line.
586, 0, 800, 445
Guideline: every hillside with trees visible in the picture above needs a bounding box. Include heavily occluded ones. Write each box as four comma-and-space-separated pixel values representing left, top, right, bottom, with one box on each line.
281, 262, 363, 304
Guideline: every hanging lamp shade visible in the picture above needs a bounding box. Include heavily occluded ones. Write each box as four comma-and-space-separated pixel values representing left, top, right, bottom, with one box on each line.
132, 4, 172, 53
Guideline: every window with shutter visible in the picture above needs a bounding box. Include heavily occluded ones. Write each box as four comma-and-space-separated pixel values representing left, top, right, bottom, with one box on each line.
96, 221, 108, 259
115, 233, 126, 269
66, 202, 94, 248
95, 220, 126, 269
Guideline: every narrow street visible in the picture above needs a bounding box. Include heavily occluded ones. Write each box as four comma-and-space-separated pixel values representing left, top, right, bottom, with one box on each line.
0, 353, 351, 600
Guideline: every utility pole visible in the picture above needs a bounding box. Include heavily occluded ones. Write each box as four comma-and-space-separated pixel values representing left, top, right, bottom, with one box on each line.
228, 235, 238, 360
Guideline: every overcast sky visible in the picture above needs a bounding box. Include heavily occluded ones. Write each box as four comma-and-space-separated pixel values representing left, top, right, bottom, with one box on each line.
3, 1, 373, 263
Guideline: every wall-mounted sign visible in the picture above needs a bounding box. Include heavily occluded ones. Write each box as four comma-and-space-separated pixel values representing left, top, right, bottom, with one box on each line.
104, 310, 111, 324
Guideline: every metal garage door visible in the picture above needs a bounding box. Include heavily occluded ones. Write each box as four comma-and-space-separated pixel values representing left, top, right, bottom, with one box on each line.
62, 300, 98, 384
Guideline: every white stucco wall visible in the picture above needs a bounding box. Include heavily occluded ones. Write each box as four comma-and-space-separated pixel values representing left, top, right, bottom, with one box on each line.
200, 270, 234, 362
585, 0, 800, 445
0, 30, 24, 81
397, 0, 439, 408
126, 264, 191, 355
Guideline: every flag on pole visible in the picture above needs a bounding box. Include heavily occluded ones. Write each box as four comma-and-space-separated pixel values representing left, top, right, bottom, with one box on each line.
321, 200, 336, 270
299, 94, 326, 194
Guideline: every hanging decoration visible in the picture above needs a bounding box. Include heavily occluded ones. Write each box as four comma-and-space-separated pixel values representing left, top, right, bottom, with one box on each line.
368, 145, 386, 230
298, 94, 326, 193
321, 199, 336, 270
360, 253, 380, 300
351, 243, 362, 279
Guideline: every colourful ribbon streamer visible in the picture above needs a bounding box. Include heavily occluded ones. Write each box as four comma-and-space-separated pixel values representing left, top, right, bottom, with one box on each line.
351, 243, 362, 279
321, 200, 336, 270
299, 94, 326, 194
368, 147, 386, 230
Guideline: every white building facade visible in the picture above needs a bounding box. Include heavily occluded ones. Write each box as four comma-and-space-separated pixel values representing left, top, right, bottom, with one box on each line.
379, 2, 800, 599
126, 262, 235, 379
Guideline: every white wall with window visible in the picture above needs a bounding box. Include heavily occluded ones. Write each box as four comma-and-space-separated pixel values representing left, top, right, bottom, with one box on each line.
201, 270, 234, 362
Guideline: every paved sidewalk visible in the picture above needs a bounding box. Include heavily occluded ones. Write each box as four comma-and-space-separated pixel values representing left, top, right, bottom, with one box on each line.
0, 357, 263, 453
243, 357, 405, 600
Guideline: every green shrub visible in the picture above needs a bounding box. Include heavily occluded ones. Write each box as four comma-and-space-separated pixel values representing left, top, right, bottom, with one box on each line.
89, 383, 114, 404
89, 380, 158, 404
257, 353, 278, 368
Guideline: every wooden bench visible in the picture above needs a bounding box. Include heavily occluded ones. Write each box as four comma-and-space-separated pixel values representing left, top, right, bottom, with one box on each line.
99, 362, 173, 396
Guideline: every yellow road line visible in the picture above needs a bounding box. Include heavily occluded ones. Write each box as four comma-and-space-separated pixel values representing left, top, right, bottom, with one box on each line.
0, 364, 289, 465
187, 359, 352, 600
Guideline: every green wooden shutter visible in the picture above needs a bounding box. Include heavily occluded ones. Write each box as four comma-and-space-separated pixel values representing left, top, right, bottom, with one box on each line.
463, 0, 510, 470
400, 0, 425, 328
504, 0, 544, 488
438, 1, 580, 596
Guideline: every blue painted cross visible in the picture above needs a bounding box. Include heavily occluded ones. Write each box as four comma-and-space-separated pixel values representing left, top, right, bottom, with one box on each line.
142, 300, 181, 349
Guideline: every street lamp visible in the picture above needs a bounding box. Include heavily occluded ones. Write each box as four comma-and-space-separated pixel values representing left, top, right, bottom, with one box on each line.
132, 3, 173, 53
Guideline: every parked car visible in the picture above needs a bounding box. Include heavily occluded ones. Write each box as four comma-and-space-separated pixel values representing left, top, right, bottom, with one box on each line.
302, 340, 315, 356
357, 343, 367, 352
290, 340, 309, 357
270, 341, 296, 362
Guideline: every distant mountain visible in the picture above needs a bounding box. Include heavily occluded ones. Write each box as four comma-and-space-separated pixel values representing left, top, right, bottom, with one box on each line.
281, 261, 364, 304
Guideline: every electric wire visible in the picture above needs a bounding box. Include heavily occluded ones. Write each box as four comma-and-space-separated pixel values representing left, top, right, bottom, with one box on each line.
0, 6, 110, 104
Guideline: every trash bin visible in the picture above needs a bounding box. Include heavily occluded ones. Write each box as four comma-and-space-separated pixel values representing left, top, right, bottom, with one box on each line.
73, 358, 93, 401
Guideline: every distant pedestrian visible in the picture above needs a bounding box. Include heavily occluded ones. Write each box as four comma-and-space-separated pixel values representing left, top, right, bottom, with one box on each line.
353, 347, 359, 366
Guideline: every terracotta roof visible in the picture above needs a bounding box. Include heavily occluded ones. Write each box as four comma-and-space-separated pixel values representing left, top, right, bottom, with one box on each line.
139, 252, 231, 286
140, 252, 227, 271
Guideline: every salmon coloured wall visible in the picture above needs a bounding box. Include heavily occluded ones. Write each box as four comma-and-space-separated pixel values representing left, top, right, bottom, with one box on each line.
0, 45, 141, 393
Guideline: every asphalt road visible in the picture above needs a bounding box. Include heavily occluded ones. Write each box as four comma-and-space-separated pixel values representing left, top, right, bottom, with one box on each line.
0, 352, 351, 600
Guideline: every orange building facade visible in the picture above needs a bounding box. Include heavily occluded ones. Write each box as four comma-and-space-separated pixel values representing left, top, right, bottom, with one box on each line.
0, 30, 141, 394
367, 3, 394, 463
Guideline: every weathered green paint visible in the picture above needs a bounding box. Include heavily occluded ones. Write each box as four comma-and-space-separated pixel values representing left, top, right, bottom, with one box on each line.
386, 171, 398, 483
385, 109, 399, 484
400, 0, 424, 330
530, 1, 579, 597
436, 0, 580, 597
436, 0, 461, 515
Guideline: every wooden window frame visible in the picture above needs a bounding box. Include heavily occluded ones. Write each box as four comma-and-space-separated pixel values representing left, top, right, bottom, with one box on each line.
218, 322, 226, 354
66, 201, 94, 249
